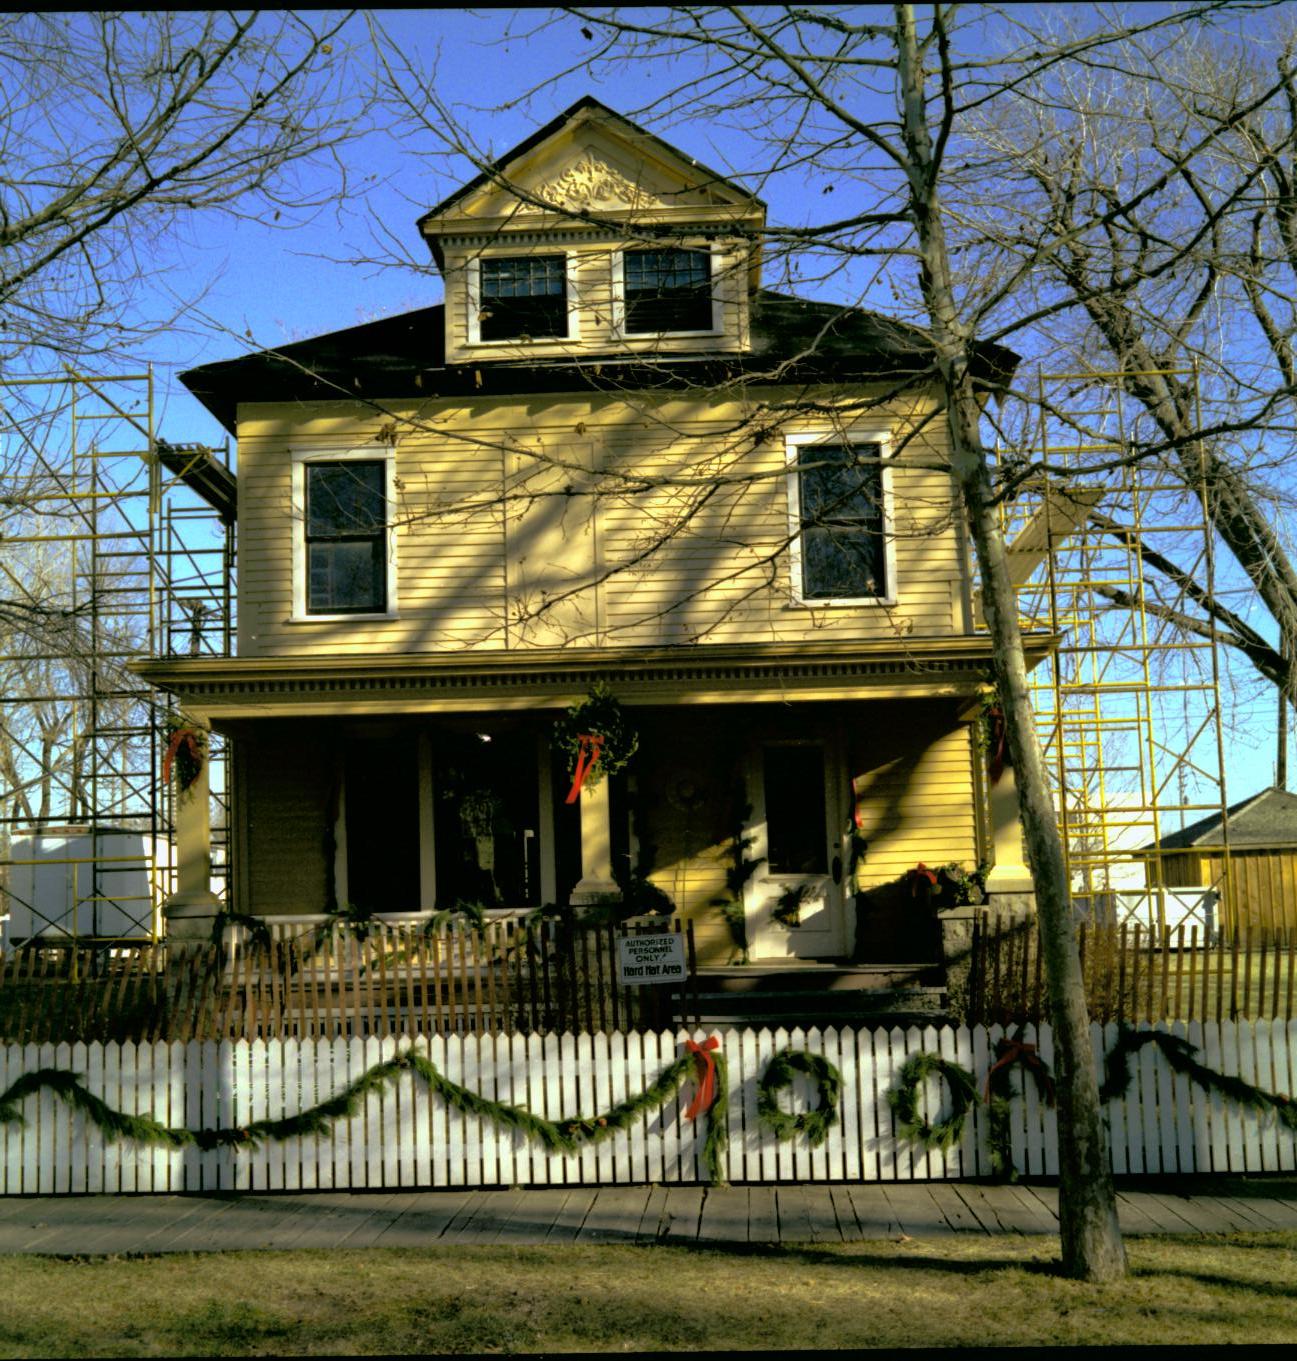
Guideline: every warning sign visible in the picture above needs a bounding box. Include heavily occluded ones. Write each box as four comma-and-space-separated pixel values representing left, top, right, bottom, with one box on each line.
617, 933, 687, 986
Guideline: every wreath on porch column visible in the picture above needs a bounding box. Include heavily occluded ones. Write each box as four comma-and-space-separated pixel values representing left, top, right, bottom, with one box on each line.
162, 711, 207, 796
552, 683, 638, 803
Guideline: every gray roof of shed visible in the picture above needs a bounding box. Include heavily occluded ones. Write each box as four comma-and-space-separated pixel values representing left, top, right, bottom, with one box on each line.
1152, 786, 1297, 849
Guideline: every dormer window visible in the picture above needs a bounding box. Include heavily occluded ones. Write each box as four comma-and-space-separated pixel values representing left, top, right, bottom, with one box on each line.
622, 247, 715, 334
478, 255, 569, 341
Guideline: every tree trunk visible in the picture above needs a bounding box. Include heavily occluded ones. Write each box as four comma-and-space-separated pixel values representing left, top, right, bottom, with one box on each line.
895, 3, 1126, 1282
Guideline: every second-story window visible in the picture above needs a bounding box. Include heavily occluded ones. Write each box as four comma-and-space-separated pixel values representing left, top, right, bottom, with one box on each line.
305, 461, 388, 614
478, 255, 568, 341
623, 247, 714, 333
795, 442, 888, 601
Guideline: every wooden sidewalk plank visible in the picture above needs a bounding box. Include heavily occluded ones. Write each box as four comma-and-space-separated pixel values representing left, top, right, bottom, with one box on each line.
748, 1184, 779, 1242
927, 1182, 986, 1233
801, 1183, 844, 1242
950, 1185, 1021, 1235
636, 1185, 670, 1242
544, 1186, 597, 1242
660, 1186, 704, 1243
698, 1186, 749, 1243
844, 1185, 904, 1239
1214, 1194, 1297, 1229
368, 1191, 481, 1246
1130, 1191, 1233, 1235
577, 1187, 652, 1242
775, 1185, 816, 1244
442, 1189, 529, 1243
879, 1184, 954, 1237
1114, 1191, 1170, 1234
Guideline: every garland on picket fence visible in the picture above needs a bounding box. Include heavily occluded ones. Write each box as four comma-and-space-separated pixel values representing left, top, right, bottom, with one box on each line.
757, 1048, 842, 1147
1099, 1025, 1297, 1133
887, 1025, 1297, 1179
0, 1041, 730, 1184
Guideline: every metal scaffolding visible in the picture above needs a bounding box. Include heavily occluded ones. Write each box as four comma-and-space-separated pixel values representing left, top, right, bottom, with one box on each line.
0, 370, 233, 944
1001, 366, 1231, 938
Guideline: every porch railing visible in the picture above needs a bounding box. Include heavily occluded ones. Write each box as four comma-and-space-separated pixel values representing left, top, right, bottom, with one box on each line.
0, 917, 700, 1044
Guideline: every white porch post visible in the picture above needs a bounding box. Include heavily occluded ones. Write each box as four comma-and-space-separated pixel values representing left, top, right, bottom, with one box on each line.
163, 720, 221, 940
984, 761, 1036, 897
570, 777, 620, 905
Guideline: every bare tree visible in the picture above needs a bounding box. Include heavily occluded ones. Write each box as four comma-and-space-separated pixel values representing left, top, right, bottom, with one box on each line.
0, 10, 363, 376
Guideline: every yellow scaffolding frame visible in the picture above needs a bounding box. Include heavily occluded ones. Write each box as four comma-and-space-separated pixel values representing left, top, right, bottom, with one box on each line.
0, 370, 233, 946
1000, 366, 1231, 939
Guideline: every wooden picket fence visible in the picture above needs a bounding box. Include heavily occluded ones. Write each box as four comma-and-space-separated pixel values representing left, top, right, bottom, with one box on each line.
0, 920, 700, 1045
2, 1019, 1294, 1195
968, 915, 1297, 1026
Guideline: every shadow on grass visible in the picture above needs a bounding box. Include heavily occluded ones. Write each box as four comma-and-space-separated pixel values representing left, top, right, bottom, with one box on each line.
624, 1238, 1062, 1276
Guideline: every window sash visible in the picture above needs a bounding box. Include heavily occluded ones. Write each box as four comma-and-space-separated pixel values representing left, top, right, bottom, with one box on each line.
797, 443, 886, 600
623, 247, 713, 334
479, 255, 568, 341
304, 461, 387, 614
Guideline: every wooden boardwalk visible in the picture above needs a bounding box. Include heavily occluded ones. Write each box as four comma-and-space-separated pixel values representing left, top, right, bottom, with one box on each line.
0, 1182, 1294, 1255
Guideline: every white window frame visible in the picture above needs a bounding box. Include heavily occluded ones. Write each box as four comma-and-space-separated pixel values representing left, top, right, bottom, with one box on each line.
785, 429, 896, 607
290, 447, 400, 622
465, 251, 579, 347
611, 243, 723, 338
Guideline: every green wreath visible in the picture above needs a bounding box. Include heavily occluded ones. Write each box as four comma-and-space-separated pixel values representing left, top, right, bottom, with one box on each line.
887, 1051, 979, 1152
757, 1048, 841, 1147
551, 683, 638, 790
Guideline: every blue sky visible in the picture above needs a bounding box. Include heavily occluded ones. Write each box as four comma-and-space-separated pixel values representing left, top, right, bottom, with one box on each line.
131, 7, 1286, 806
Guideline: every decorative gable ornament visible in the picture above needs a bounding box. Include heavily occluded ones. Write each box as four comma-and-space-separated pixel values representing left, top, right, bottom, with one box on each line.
529, 149, 669, 213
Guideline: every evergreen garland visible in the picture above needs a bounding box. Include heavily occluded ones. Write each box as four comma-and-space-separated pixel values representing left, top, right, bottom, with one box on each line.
757, 1048, 841, 1147
887, 1052, 979, 1152
0, 1041, 729, 1180
984, 1035, 1057, 1182
1099, 1025, 1297, 1133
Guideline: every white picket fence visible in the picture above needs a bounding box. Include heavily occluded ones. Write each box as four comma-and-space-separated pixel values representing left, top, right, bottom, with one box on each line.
2, 1020, 1295, 1195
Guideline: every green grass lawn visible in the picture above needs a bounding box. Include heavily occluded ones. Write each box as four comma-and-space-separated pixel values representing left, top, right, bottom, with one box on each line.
1, 1233, 1295, 1355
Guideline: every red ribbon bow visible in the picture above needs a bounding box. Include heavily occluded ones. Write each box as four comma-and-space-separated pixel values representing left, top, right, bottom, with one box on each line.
984, 1038, 1057, 1106
564, 733, 605, 805
162, 727, 203, 790
908, 862, 939, 896
684, 1036, 721, 1121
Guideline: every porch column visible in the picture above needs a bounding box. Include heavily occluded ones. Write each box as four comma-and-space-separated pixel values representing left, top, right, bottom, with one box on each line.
163, 720, 221, 941
984, 761, 1036, 900
570, 777, 620, 905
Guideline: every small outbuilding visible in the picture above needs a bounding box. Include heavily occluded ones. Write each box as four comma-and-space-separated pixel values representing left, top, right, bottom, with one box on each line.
1152, 786, 1297, 939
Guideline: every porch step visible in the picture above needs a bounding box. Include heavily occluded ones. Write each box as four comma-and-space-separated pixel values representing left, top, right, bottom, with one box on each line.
685, 963, 949, 1027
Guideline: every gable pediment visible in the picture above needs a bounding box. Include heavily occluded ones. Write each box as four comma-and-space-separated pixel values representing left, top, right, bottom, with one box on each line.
419, 97, 763, 237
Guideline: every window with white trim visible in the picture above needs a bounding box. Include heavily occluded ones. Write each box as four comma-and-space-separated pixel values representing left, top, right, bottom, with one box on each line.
477, 254, 569, 342
622, 246, 715, 334
292, 452, 397, 620
788, 437, 891, 602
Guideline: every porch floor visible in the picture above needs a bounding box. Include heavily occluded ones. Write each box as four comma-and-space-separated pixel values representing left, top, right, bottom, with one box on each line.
1, 1180, 1292, 1254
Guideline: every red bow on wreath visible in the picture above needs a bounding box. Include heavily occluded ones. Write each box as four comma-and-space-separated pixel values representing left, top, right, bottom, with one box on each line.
162, 727, 204, 791
564, 733, 605, 805
984, 1038, 1057, 1106
907, 863, 939, 897
684, 1036, 721, 1121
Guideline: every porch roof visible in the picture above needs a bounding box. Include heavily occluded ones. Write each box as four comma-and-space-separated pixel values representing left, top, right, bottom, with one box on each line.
131, 634, 1058, 720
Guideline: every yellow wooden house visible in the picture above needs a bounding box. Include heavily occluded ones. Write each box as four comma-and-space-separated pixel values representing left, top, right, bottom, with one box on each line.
135, 97, 1042, 972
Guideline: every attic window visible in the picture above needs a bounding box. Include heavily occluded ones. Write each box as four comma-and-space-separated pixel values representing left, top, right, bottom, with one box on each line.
623, 248, 714, 334
479, 255, 568, 341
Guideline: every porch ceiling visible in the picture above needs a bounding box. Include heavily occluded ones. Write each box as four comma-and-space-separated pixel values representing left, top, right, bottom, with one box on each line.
130, 634, 1058, 720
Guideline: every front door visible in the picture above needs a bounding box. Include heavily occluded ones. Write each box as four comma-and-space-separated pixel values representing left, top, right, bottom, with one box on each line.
744, 740, 847, 960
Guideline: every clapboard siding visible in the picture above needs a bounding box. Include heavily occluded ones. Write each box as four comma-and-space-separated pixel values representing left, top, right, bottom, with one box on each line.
234, 389, 969, 658
239, 727, 333, 915
4, 1021, 1293, 1193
